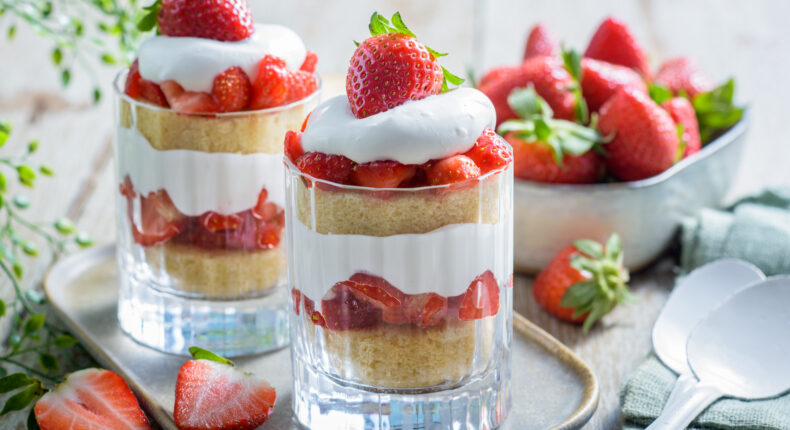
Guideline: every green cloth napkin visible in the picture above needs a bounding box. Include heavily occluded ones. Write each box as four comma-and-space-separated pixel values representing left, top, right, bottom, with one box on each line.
621, 189, 790, 429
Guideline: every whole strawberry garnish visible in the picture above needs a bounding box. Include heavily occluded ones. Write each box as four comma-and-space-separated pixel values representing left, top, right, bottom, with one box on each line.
346, 12, 463, 118
212, 66, 251, 112
655, 56, 714, 99
479, 56, 577, 126
351, 160, 417, 188
295, 152, 356, 184
581, 58, 647, 112
532, 234, 630, 332
462, 128, 513, 174
175, 347, 276, 430
584, 17, 652, 80
497, 87, 605, 184
523, 23, 557, 60
425, 155, 481, 186
597, 88, 679, 181
34, 368, 151, 430
145, 0, 254, 42
662, 97, 701, 158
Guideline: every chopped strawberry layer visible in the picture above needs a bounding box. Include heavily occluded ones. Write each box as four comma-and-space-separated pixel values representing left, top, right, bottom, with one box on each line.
120, 178, 283, 250
294, 270, 502, 330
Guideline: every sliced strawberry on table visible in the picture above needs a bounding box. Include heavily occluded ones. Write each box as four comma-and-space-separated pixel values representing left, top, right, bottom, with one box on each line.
662, 96, 701, 158
211, 66, 251, 112
157, 0, 254, 42
458, 270, 500, 321
655, 56, 714, 99
584, 16, 652, 80
321, 281, 381, 330
135, 190, 186, 246
199, 212, 243, 232
300, 50, 318, 73
296, 151, 356, 184
125, 60, 168, 107
597, 88, 680, 181
34, 368, 151, 430
463, 128, 513, 174
160, 81, 220, 114
284, 130, 304, 163
250, 55, 289, 110
523, 23, 557, 60
175, 348, 276, 430
351, 160, 417, 188
580, 58, 647, 112
425, 155, 481, 186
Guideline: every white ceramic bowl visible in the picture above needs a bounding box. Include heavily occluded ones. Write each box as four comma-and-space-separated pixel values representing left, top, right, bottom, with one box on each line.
514, 112, 750, 273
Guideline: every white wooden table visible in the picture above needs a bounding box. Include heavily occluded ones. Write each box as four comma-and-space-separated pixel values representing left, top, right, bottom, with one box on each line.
1, 1, 789, 428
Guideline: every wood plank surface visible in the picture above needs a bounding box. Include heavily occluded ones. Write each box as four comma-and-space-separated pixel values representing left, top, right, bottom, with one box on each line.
2, 1, 789, 429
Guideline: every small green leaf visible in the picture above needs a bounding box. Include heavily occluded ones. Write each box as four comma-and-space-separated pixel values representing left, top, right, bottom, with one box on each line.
7, 25, 16, 40
13, 262, 23, 279
604, 234, 622, 260
54, 334, 79, 349
534, 118, 552, 141
13, 195, 30, 209
0, 367, 6, 378
368, 12, 389, 36
54, 218, 75, 234
0, 382, 45, 416
561, 48, 582, 81
24, 289, 45, 305
0, 299, 5, 317
100, 53, 116, 65
391, 12, 416, 38
507, 87, 544, 119
51, 47, 63, 66
137, 0, 161, 32
0, 121, 10, 147
23, 314, 46, 335
61, 69, 71, 87
27, 407, 40, 430
27, 140, 39, 153
189, 346, 234, 366
9, 333, 22, 348
648, 83, 673, 105
0, 172, 7, 191
75, 232, 93, 247
17, 165, 36, 186
39, 165, 54, 176
574, 239, 605, 259
693, 78, 743, 143
22, 242, 38, 256
0, 374, 35, 393
560, 280, 598, 308
41, 2, 52, 17
93, 88, 102, 104
38, 353, 59, 371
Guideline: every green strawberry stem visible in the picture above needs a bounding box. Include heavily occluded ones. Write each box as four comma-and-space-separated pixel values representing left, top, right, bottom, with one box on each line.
498, 86, 606, 165
560, 234, 632, 333
367, 12, 464, 92
561, 47, 590, 124
188, 346, 234, 366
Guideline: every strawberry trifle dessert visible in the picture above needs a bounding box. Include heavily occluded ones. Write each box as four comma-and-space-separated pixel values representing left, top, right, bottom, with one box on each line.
285, 13, 513, 429
114, 0, 319, 355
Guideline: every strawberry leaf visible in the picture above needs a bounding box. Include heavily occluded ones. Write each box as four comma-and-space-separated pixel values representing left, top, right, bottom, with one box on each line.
574, 239, 605, 259
693, 78, 743, 143
188, 346, 234, 366
0, 381, 45, 416
137, 0, 161, 32
561, 47, 589, 124
560, 280, 598, 308
648, 83, 673, 105
0, 374, 36, 394
390, 12, 416, 38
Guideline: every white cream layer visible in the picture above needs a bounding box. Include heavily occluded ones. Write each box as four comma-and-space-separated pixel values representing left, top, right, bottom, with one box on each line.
116, 126, 284, 216
300, 88, 496, 165
290, 221, 510, 302
138, 24, 306, 93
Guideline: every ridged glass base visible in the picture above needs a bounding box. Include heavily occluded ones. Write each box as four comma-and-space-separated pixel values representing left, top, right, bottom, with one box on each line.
292, 348, 511, 429
117, 267, 289, 356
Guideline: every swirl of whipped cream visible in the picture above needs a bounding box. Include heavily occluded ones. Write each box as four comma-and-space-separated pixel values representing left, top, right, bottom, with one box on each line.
138, 24, 306, 93
300, 88, 496, 165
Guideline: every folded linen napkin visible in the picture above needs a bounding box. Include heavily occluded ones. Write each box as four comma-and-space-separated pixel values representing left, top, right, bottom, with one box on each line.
621, 188, 790, 429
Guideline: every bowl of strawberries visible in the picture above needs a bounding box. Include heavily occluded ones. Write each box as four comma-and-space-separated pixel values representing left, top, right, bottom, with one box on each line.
479, 17, 747, 273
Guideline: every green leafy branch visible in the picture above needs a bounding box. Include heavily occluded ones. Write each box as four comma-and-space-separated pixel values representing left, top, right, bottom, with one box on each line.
0, 121, 94, 426
0, 0, 149, 102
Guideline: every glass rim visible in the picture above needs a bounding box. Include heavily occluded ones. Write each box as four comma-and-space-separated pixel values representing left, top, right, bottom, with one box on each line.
284, 157, 511, 193
113, 69, 322, 117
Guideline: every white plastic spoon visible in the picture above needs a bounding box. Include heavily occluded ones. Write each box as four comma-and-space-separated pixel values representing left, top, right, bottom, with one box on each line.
647, 276, 790, 429
651, 259, 764, 411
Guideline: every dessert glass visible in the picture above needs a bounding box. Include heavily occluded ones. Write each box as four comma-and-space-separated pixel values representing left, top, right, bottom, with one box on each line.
286, 161, 513, 428
114, 71, 320, 356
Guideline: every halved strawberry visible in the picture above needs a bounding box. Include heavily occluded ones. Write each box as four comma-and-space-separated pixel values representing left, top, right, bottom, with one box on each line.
175, 358, 276, 430
160, 81, 220, 114
250, 56, 289, 110
134, 190, 186, 246
425, 155, 481, 186
284, 130, 304, 163
351, 161, 417, 188
463, 128, 513, 174
300, 50, 318, 73
296, 152, 356, 184
458, 271, 500, 321
347, 273, 404, 308
212, 66, 251, 112
34, 368, 151, 430
321, 282, 381, 330
199, 212, 243, 232
125, 60, 168, 107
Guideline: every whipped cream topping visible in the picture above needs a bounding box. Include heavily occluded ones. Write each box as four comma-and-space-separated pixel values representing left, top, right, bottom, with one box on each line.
300, 88, 496, 165
116, 126, 285, 216
289, 220, 512, 302
138, 24, 307, 93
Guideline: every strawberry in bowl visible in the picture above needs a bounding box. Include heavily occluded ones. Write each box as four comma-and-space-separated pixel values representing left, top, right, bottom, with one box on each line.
284, 12, 513, 430
115, 0, 319, 356
478, 17, 747, 272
